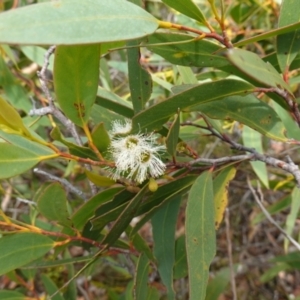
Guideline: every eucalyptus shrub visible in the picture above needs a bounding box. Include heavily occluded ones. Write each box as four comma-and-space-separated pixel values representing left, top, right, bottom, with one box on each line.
0, 0, 299, 299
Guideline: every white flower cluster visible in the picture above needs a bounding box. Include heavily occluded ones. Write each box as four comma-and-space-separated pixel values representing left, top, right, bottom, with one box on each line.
108, 120, 166, 184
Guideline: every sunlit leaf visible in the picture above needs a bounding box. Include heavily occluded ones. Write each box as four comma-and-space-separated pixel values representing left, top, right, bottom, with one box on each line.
0, 0, 159, 45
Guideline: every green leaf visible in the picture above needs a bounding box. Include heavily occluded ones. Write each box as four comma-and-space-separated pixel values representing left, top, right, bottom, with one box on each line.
0, 57, 30, 112
0, 0, 158, 45
152, 196, 181, 300
37, 183, 72, 227
226, 48, 292, 94
95, 96, 134, 119
242, 126, 269, 188
91, 122, 111, 153
100, 185, 148, 247
132, 175, 197, 236
230, 2, 258, 23
54, 44, 100, 127
272, 251, 300, 264
161, 0, 207, 24
146, 287, 160, 300
234, 20, 300, 47
0, 232, 54, 276
260, 263, 292, 283
276, 0, 300, 72
97, 87, 133, 109
89, 189, 135, 231
198, 94, 289, 142
71, 187, 124, 231
166, 113, 180, 156
134, 253, 150, 300
126, 227, 155, 262
284, 186, 300, 251
271, 100, 300, 140
127, 40, 152, 113
132, 79, 255, 133
173, 235, 188, 279
186, 171, 216, 300
85, 170, 116, 187
0, 291, 27, 300
0, 131, 54, 156
213, 167, 236, 229
63, 251, 77, 300
41, 274, 65, 300
205, 267, 232, 300
0, 143, 57, 179
146, 33, 228, 68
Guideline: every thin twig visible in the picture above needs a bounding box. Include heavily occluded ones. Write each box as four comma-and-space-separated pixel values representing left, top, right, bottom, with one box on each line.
247, 178, 300, 251
189, 154, 253, 165
182, 121, 300, 188
16, 198, 37, 206
225, 208, 237, 300
34, 168, 88, 201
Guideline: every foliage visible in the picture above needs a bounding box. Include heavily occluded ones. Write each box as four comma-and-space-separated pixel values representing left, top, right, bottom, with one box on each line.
0, 0, 300, 299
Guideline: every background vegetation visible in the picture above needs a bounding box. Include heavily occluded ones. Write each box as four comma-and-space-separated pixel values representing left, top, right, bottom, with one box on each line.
0, 0, 300, 299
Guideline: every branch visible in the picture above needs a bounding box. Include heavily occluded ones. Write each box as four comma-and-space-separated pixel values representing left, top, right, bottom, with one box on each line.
247, 179, 300, 251
181, 121, 300, 187
34, 168, 88, 201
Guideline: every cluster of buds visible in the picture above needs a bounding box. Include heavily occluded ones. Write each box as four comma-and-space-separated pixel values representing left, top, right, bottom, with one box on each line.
108, 120, 166, 184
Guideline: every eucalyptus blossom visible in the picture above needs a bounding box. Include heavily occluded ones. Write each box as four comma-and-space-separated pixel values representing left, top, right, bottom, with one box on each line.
108, 121, 166, 183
